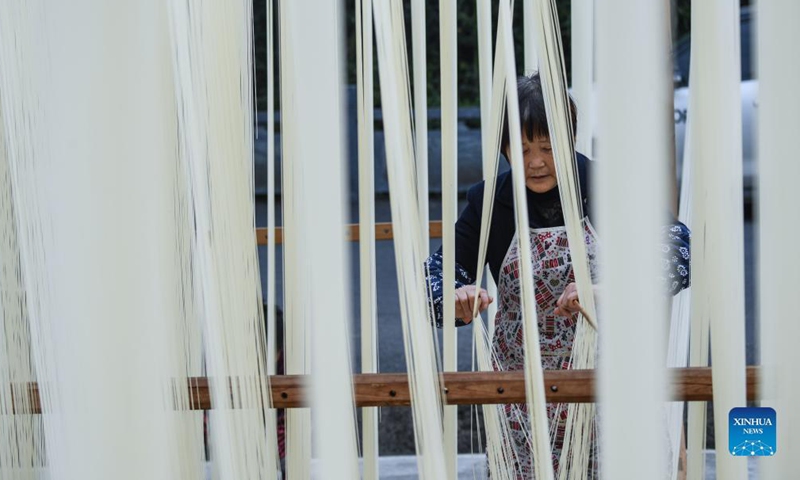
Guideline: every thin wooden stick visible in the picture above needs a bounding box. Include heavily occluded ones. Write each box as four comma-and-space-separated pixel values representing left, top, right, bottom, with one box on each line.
577, 305, 595, 330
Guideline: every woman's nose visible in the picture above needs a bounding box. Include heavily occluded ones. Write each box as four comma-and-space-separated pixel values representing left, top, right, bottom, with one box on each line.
526, 152, 545, 169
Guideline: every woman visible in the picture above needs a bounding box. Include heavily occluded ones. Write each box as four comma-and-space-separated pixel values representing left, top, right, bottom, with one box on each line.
424, 73, 691, 477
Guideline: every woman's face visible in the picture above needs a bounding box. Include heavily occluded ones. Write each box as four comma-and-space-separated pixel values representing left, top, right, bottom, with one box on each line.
520, 134, 557, 193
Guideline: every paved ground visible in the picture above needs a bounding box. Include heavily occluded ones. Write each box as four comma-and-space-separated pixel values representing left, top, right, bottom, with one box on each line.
205, 452, 760, 479
290, 450, 760, 479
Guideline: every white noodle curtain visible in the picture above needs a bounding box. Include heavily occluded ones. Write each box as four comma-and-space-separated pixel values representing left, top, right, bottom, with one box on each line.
758, 1, 800, 478
0, 2, 184, 479
596, 1, 671, 479
687, 1, 748, 479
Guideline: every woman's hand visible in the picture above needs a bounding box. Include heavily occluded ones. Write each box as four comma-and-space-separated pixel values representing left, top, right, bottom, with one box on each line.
555, 283, 601, 317
454, 286, 493, 324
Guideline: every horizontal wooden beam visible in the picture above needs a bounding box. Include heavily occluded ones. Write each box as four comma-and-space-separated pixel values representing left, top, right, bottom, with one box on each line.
255, 221, 443, 245
267, 367, 760, 408
14, 367, 760, 414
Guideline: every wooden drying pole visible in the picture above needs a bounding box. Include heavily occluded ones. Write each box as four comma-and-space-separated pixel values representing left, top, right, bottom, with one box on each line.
255, 221, 443, 245
15, 367, 761, 414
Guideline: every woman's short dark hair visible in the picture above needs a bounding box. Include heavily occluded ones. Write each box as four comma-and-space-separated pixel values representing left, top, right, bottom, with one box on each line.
500, 73, 578, 155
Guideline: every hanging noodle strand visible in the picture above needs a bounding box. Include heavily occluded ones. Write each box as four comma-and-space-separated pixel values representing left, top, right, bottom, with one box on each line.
373, 1, 448, 477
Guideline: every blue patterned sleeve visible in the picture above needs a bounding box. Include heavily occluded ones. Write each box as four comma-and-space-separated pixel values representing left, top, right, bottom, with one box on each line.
660, 222, 691, 296
424, 250, 476, 328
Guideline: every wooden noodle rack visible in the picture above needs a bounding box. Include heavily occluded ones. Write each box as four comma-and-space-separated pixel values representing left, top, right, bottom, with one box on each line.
13, 223, 753, 417
13, 367, 760, 414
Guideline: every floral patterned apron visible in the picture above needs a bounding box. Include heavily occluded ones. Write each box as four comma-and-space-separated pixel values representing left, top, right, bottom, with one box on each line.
492, 219, 600, 479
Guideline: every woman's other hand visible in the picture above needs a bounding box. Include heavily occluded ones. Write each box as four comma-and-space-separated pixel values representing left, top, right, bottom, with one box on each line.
454, 286, 493, 324
554, 283, 580, 317
555, 283, 601, 317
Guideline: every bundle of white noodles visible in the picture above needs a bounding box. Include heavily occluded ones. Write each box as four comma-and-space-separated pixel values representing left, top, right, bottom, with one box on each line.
0, 1, 280, 479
